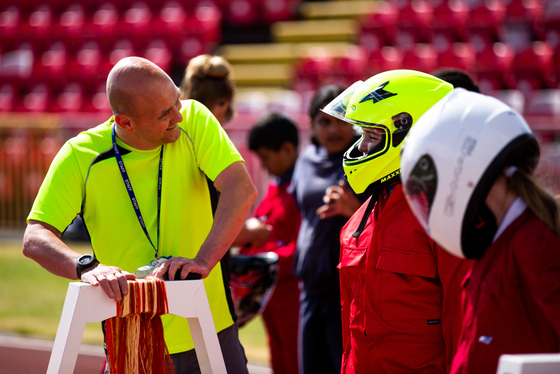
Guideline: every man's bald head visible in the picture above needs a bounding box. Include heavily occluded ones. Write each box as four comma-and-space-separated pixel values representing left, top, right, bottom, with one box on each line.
107, 57, 172, 116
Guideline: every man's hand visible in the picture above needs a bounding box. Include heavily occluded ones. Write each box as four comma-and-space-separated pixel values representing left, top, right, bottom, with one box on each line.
80, 264, 136, 302
153, 256, 210, 281
316, 180, 362, 219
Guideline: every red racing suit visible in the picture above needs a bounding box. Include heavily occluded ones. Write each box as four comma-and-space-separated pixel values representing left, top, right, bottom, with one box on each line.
451, 208, 560, 374
240, 179, 301, 374
339, 184, 472, 373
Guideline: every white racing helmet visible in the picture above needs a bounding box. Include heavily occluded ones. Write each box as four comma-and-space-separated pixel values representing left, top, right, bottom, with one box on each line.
400, 88, 539, 259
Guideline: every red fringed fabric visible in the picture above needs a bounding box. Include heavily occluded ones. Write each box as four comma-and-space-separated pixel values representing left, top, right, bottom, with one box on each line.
105, 277, 175, 374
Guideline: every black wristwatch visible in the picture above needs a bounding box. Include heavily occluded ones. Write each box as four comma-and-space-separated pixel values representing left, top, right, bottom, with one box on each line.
76, 254, 99, 279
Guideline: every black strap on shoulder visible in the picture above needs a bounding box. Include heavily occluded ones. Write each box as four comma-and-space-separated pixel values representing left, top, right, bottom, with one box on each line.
352, 196, 377, 238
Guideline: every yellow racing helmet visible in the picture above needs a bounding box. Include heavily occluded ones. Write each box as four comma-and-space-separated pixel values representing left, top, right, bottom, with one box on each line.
322, 70, 453, 194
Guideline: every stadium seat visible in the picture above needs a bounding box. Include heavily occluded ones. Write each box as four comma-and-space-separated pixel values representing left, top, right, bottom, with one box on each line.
467, 0, 505, 52
543, 0, 560, 48
33, 42, 68, 86
262, 0, 298, 23
55, 82, 85, 113
67, 41, 109, 83
54, 3, 87, 50
394, 0, 434, 48
17, 83, 51, 113
437, 43, 476, 72
221, 0, 258, 26
474, 42, 515, 94
143, 39, 172, 72
366, 46, 404, 76
153, 1, 187, 36
108, 39, 137, 66
292, 51, 334, 93
0, 5, 21, 49
429, 0, 470, 44
331, 46, 368, 87
89, 83, 112, 114
0, 82, 19, 112
359, 2, 398, 52
511, 41, 554, 96
399, 43, 438, 73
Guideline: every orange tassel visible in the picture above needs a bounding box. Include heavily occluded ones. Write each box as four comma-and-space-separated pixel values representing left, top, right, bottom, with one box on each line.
105, 277, 174, 374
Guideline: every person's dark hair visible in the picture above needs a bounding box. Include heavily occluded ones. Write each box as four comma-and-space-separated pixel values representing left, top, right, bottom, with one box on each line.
180, 54, 235, 121
431, 68, 480, 93
248, 112, 299, 152
308, 84, 345, 119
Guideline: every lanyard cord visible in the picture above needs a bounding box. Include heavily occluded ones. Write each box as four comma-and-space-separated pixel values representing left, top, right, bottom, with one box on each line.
112, 124, 163, 258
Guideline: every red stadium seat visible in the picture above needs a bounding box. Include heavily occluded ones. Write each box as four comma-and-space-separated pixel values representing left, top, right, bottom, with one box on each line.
0, 82, 19, 112
331, 46, 368, 86
55, 82, 85, 113
108, 39, 137, 66
262, 0, 298, 23
54, 3, 87, 50
399, 43, 438, 73
359, 2, 398, 52
0, 5, 21, 50
223, 0, 258, 26
367, 46, 404, 76
394, 0, 434, 48
292, 52, 334, 93
437, 43, 476, 72
143, 40, 172, 72
543, 0, 560, 48
33, 42, 68, 86
474, 42, 515, 94
17, 83, 51, 113
467, 0, 506, 52
511, 41, 554, 96
429, 0, 470, 44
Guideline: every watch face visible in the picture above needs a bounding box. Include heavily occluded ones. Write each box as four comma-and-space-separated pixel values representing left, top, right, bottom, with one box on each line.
78, 254, 94, 266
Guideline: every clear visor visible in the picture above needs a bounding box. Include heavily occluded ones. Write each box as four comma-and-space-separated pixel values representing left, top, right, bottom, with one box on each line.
403, 154, 438, 231
320, 80, 364, 122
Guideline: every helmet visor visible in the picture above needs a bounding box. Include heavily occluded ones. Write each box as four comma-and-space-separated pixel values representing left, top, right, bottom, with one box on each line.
321, 80, 364, 122
403, 154, 438, 231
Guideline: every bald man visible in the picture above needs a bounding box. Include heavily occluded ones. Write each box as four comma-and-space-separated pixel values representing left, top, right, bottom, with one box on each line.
23, 57, 256, 373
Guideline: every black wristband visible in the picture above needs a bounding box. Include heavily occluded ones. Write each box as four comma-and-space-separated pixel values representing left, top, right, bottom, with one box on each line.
76, 254, 99, 279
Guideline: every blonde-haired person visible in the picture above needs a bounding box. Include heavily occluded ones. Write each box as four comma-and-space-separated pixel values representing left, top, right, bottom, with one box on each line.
180, 54, 235, 124
400, 88, 560, 374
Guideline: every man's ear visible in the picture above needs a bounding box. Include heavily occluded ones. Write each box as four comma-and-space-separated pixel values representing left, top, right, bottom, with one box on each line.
114, 113, 133, 131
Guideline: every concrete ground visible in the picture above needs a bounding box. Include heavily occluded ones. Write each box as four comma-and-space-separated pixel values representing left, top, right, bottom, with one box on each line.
0, 333, 272, 374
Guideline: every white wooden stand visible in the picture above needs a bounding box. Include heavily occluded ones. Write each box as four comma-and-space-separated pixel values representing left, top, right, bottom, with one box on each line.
47, 280, 226, 374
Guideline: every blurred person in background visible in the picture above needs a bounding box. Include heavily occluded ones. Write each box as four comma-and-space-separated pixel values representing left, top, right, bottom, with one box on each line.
290, 85, 364, 374
239, 111, 302, 374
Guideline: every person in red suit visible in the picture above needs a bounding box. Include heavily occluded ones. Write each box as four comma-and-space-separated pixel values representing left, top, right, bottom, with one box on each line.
322, 70, 473, 373
400, 88, 560, 374
240, 111, 301, 374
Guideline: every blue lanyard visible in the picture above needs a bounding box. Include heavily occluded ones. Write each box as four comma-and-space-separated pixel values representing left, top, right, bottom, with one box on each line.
111, 124, 163, 258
